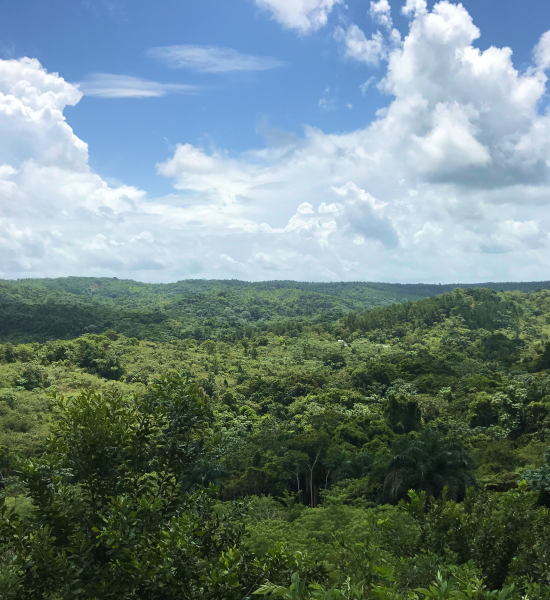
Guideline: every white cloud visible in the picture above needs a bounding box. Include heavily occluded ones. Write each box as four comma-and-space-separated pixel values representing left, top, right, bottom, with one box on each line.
411, 102, 492, 174
360, 76, 377, 95
402, 0, 427, 17
318, 202, 338, 213
78, 74, 199, 98
297, 202, 315, 214
3, 4, 550, 283
336, 0, 401, 68
220, 253, 245, 271
0, 58, 86, 170
534, 30, 550, 70
413, 221, 442, 244
330, 182, 398, 248
156, 143, 259, 205
334, 25, 386, 66
254, 0, 341, 33
318, 86, 337, 111
318, 98, 333, 110
489, 219, 545, 251
370, 0, 393, 30
148, 45, 284, 72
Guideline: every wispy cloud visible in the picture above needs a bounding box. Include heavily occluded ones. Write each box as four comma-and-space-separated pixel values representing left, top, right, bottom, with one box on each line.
81, 0, 125, 18
318, 86, 337, 111
359, 76, 377, 95
148, 45, 284, 73
78, 74, 199, 98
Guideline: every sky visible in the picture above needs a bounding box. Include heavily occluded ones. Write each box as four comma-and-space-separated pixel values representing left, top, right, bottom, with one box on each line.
1, 0, 550, 283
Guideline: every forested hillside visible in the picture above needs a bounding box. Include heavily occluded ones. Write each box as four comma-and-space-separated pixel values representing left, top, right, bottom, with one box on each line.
1, 282, 550, 598
2, 276, 550, 342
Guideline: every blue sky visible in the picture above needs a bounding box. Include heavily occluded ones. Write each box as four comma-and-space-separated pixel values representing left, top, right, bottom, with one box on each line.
1, 0, 550, 282
3, 0, 548, 195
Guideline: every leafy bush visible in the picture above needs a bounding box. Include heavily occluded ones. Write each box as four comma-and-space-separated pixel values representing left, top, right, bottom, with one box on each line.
13, 362, 50, 391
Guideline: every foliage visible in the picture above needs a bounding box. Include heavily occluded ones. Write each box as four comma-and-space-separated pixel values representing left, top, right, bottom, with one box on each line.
382, 429, 475, 503
1, 280, 550, 596
0, 376, 250, 599
522, 446, 550, 505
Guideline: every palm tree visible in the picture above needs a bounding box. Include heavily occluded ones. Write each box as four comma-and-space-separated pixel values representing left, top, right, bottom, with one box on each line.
334, 451, 374, 482
383, 428, 475, 503
182, 457, 227, 492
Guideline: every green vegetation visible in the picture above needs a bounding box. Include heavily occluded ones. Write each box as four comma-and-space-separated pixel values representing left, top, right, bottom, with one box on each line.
2, 276, 550, 342
1, 279, 550, 598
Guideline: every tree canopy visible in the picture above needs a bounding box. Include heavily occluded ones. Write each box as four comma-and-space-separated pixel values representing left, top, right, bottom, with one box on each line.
1, 279, 550, 598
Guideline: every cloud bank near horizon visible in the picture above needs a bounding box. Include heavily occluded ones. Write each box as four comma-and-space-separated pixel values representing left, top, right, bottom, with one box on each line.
1, 1, 550, 283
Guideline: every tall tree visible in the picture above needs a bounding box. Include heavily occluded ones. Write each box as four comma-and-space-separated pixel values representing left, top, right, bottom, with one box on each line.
383, 428, 475, 503
288, 431, 330, 508
1, 376, 246, 599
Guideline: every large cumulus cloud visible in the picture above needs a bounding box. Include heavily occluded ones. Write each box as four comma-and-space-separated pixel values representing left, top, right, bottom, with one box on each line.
2, 2, 550, 282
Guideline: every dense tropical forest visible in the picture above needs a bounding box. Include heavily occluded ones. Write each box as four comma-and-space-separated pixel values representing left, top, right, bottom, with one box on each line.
1, 277, 550, 599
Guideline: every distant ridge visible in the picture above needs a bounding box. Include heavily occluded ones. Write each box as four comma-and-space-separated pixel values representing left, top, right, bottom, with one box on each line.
1, 276, 549, 342
2, 276, 550, 298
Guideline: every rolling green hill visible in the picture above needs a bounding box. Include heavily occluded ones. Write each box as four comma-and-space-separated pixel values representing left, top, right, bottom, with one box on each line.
2, 282, 550, 598
2, 276, 550, 342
